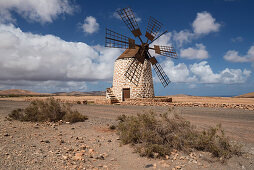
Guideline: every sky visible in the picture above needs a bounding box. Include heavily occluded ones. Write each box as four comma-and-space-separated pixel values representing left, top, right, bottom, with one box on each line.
0, 0, 254, 96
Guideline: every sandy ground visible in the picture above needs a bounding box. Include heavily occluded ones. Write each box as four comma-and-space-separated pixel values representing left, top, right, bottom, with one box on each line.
0, 100, 254, 170
166, 96, 254, 105
1, 95, 254, 105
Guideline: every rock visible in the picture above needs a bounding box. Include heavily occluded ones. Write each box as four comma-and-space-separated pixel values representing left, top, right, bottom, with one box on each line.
175, 166, 181, 169
59, 139, 65, 144
145, 164, 153, 168
62, 155, 68, 160
73, 152, 84, 160
88, 149, 94, 154
153, 152, 159, 158
96, 154, 104, 160
108, 139, 112, 142
80, 144, 87, 150
179, 156, 185, 160
4, 133, 10, 137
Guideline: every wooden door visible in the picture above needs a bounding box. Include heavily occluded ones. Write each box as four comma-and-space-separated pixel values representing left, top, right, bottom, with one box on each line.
122, 88, 130, 101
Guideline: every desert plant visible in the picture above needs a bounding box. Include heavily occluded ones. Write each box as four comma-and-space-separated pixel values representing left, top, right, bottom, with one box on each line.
116, 108, 241, 161
8, 97, 88, 123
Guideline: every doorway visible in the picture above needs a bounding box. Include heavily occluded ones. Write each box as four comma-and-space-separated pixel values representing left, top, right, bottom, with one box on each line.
122, 88, 130, 101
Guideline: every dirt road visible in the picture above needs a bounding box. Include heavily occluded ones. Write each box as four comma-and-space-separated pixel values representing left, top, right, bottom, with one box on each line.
1, 101, 254, 170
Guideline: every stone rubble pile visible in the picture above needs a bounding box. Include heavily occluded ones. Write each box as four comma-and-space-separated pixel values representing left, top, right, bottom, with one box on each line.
121, 98, 254, 111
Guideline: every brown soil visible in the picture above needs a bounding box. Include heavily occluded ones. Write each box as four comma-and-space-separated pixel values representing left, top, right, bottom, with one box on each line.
0, 100, 254, 170
235, 92, 254, 98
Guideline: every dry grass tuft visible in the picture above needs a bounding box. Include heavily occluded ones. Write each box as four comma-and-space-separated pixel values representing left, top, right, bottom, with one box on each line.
116, 108, 241, 161
9, 97, 88, 123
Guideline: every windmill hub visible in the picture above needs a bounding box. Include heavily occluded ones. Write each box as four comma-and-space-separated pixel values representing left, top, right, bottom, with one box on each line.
105, 7, 178, 102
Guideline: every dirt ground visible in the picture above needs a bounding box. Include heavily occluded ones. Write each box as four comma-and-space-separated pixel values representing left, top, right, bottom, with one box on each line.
1, 95, 254, 105
0, 100, 254, 170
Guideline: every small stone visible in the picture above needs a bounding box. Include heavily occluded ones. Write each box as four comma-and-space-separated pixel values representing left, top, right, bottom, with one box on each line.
165, 155, 170, 160
108, 139, 112, 142
153, 152, 159, 158
73, 152, 84, 160
4, 133, 10, 137
88, 149, 94, 154
80, 145, 87, 150
175, 166, 181, 169
66, 122, 70, 124
145, 164, 153, 168
62, 155, 68, 160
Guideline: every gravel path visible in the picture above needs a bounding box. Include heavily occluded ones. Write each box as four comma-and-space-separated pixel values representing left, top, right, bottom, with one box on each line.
0, 101, 254, 170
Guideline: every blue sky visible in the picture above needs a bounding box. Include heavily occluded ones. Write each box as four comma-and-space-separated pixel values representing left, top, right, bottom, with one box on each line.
0, 0, 253, 96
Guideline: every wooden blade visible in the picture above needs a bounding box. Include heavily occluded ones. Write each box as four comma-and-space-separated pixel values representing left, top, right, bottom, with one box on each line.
105, 28, 135, 49
124, 58, 143, 86
117, 8, 142, 37
153, 45, 177, 58
145, 16, 162, 42
147, 51, 170, 87
152, 62, 171, 87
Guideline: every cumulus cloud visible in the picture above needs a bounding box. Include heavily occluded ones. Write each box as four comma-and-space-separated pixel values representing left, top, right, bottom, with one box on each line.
161, 59, 197, 83
180, 43, 209, 60
172, 30, 194, 47
172, 11, 220, 46
223, 45, 254, 63
0, 0, 75, 24
0, 24, 122, 83
161, 59, 251, 84
192, 11, 221, 35
82, 16, 99, 34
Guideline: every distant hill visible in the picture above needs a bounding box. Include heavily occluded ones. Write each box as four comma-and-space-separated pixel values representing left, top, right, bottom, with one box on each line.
54, 91, 105, 96
235, 92, 254, 98
0, 89, 51, 96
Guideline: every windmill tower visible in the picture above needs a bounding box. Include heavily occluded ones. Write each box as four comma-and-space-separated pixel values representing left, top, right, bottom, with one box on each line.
106, 8, 177, 102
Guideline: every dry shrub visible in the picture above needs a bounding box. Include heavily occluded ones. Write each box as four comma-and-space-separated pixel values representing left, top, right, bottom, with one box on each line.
9, 97, 88, 123
117, 108, 241, 161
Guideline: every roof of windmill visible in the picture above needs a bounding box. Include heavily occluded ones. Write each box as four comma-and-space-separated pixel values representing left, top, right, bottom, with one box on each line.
117, 46, 140, 60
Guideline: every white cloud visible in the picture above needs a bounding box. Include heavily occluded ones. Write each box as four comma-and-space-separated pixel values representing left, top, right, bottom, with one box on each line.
180, 43, 209, 60
231, 36, 243, 42
189, 61, 250, 84
223, 45, 254, 63
171, 11, 220, 47
0, 0, 75, 24
173, 30, 194, 47
160, 59, 251, 84
0, 24, 122, 83
161, 59, 197, 83
113, 10, 141, 22
82, 16, 99, 34
192, 11, 221, 35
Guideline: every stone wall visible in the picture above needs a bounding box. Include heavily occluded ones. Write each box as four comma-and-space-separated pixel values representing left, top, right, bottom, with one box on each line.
111, 58, 154, 102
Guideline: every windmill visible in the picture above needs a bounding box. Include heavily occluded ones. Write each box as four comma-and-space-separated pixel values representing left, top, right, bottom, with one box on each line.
105, 7, 177, 102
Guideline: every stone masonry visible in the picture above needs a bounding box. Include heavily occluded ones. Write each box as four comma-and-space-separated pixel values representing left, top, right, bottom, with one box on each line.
110, 58, 154, 102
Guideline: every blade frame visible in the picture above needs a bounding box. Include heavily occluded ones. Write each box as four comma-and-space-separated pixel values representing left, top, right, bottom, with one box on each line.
152, 45, 178, 59
105, 28, 135, 49
124, 58, 143, 86
145, 16, 163, 42
147, 52, 170, 87
117, 8, 142, 38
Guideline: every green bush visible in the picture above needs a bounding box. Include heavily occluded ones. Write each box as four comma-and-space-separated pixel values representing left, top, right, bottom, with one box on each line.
8, 97, 88, 123
116, 108, 241, 161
